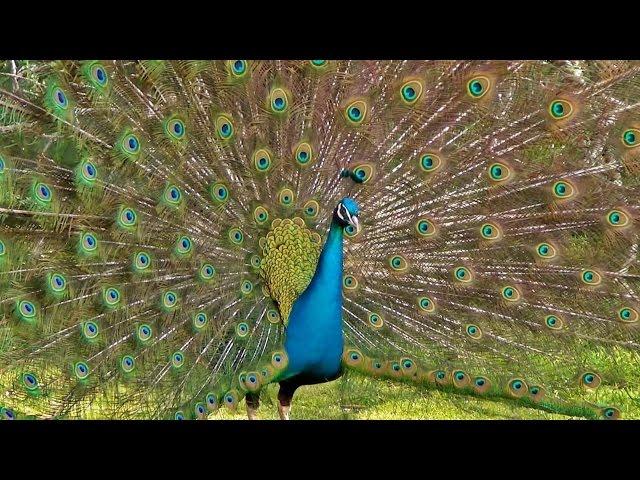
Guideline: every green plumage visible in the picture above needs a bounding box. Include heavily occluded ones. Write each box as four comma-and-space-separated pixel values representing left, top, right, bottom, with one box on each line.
0, 60, 639, 420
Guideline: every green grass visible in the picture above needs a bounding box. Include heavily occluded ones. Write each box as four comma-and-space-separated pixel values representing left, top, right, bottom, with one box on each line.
210, 374, 603, 420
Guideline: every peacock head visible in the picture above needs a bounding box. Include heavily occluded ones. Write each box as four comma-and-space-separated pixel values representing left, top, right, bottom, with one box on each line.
335, 197, 360, 233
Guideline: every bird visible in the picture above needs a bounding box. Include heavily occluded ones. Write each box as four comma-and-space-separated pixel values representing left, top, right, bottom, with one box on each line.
0, 59, 639, 420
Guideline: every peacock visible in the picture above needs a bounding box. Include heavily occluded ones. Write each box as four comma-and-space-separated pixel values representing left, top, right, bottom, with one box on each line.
0, 59, 639, 421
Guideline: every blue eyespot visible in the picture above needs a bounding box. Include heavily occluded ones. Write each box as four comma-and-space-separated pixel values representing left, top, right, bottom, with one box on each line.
137, 324, 153, 342
231, 60, 247, 76
22, 373, 39, 390
175, 236, 193, 255
121, 355, 135, 373
54, 88, 68, 108
123, 133, 141, 155
166, 118, 186, 140
81, 232, 98, 253
74, 361, 90, 380
35, 182, 52, 203
83, 162, 97, 180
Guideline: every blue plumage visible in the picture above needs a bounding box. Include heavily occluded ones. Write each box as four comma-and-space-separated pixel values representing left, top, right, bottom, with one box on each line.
271, 199, 359, 417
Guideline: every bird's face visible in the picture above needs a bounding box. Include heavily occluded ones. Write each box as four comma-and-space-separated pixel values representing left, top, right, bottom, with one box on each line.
335, 197, 360, 233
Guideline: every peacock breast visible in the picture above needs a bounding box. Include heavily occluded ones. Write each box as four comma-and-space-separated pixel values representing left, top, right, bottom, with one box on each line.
281, 284, 345, 381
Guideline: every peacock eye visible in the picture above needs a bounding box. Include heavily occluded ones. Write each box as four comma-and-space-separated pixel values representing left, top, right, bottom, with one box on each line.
215, 115, 234, 139
123, 133, 140, 154
210, 182, 229, 203
134, 251, 151, 271
552, 180, 576, 199
580, 372, 600, 388
200, 263, 215, 280
454, 266, 473, 283
368, 312, 384, 328
18, 300, 38, 321
54, 88, 68, 108
270, 88, 289, 113
606, 209, 630, 228
162, 290, 178, 310
388, 255, 408, 272
549, 99, 573, 120
240, 280, 253, 295
104, 287, 121, 306
166, 118, 186, 139
343, 274, 359, 290
279, 188, 295, 206
230, 60, 247, 76
81, 232, 98, 253
544, 314, 564, 330
119, 207, 138, 228
295, 142, 313, 166
229, 227, 244, 245
164, 185, 182, 205
501, 285, 521, 302
22, 372, 39, 391
418, 296, 435, 312
466, 76, 490, 99
236, 322, 250, 337
193, 312, 208, 329
171, 351, 185, 368
581, 269, 601, 286
74, 361, 90, 380
350, 163, 374, 184
92, 65, 107, 85
416, 218, 437, 237
137, 324, 153, 342
206, 393, 218, 409
465, 324, 482, 339
488, 162, 511, 182
622, 128, 640, 147
81, 161, 97, 182
618, 306, 638, 323
254, 205, 269, 224
419, 153, 442, 173
253, 149, 273, 172
602, 407, 619, 419
34, 182, 52, 203
175, 236, 193, 255
267, 309, 281, 324
344, 100, 368, 125
304, 200, 319, 219
400, 80, 424, 105
121, 355, 135, 373
49, 273, 67, 293
480, 222, 501, 240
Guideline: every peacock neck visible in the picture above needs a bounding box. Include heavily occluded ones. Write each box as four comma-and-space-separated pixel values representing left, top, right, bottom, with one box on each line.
307, 219, 344, 297
280, 218, 346, 381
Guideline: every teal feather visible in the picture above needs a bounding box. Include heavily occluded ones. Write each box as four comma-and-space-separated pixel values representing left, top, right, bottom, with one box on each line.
0, 60, 639, 420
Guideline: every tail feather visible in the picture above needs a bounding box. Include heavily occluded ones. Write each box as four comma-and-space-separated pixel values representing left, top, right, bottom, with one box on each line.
1, 60, 639, 419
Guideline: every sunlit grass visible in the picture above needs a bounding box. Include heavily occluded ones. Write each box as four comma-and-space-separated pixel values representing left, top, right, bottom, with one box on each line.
211, 371, 640, 420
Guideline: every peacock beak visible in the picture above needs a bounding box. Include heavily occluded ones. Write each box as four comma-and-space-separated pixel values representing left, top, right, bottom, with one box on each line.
350, 215, 360, 234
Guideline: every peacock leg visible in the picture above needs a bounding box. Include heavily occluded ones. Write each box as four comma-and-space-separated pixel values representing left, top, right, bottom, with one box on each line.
246, 393, 260, 420
277, 381, 298, 420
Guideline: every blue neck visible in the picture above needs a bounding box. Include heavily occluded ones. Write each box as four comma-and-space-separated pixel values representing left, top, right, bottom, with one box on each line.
306, 219, 344, 298
281, 217, 346, 381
